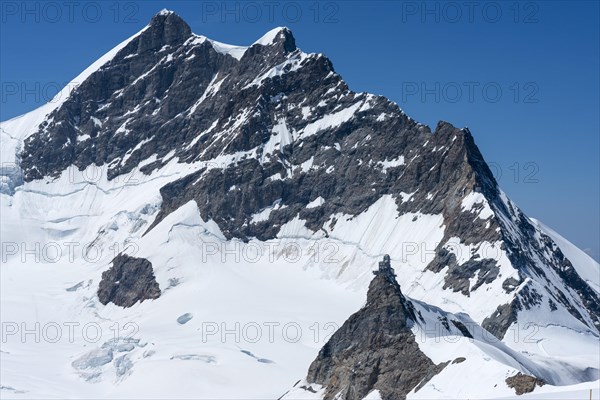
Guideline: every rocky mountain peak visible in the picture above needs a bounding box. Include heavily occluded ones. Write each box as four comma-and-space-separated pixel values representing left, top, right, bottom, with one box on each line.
138, 9, 192, 52
367, 255, 411, 318
291, 256, 440, 400
254, 26, 296, 51
242, 26, 297, 63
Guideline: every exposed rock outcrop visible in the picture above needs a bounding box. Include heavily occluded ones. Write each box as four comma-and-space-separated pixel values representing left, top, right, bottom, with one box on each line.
300, 256, 444, 400
506, 372, 545, 395
98, 254, 161, 307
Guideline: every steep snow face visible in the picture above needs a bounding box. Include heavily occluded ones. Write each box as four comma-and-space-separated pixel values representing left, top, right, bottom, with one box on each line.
530, 218, 600, 293
1, 10, 599, 399
254, 27, 291, 46
408, 299, 599, 396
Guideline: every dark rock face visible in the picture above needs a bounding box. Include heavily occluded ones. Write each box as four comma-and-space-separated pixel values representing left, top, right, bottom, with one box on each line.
502, 277, 522, 293
481, 282, 544, 339
20, 10, 498, 250
451, 320, 473, 338
427, 248, 500, 296
303, 256, 442, 400
488, 201, 600, 338
505, 373, 545, 395
17, 11, 600, 337
138, 11, 192, 51
98, 254, 161, 307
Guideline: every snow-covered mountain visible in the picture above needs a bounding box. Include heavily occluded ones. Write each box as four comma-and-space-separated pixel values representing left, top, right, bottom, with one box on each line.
1, 10, 598, 399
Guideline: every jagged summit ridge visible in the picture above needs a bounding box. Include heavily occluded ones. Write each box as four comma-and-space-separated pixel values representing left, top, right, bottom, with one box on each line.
7, 11, 599, 340
146, 10, 295, 60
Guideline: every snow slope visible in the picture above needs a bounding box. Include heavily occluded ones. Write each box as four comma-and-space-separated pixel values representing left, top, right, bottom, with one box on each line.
0, 169, 365, 398
2, 163, 598, 398
530, 218, 600, 293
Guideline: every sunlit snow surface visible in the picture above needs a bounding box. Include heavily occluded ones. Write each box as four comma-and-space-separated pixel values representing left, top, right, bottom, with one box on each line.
1, 17, 599, 400
530, 218, 600, 293
2, 159, 598, 398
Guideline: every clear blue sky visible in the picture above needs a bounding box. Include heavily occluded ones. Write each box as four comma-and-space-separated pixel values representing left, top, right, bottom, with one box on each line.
1, 1, 598, 260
